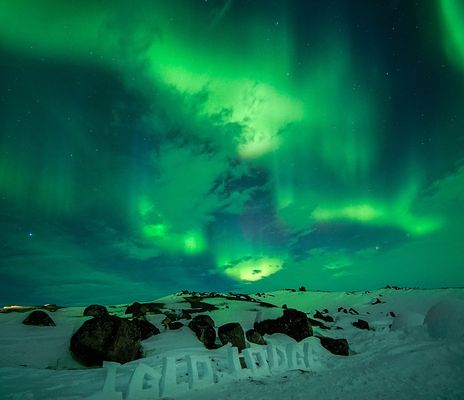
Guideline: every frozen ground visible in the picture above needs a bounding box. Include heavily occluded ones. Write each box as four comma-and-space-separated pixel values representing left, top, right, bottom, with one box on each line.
1, 287, 463, 399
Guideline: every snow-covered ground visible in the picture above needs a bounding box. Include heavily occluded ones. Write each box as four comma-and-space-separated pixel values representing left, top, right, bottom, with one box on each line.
1, 287, 463, 399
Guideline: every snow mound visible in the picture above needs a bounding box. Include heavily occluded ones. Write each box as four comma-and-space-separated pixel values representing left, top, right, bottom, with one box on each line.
424, 299, 464, 340
391, 312, 424, 331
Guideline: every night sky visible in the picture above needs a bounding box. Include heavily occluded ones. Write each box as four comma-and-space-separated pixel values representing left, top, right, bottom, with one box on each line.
1, 1, 464, 305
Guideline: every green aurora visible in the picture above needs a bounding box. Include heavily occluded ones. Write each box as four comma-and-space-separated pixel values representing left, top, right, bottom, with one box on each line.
0, 1, 463, 305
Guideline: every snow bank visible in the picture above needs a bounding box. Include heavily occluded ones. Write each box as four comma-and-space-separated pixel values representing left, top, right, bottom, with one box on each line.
424, 299, 464, 340
391, 311, 424, 331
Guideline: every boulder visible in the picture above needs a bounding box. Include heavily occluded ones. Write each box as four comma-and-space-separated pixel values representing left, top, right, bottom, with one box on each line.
218, 322, 246, 351
83, 304, 108, 318
125, 302, 143, 317
22, 310, 55, 327
318, 336, 349, 356
70, 315, 142, 366
348, 308, 359, 315
308, 317, 330, 330
131, 318, 160, 340
246, 329, 266, 345
372, 298, 383, 305
168, 321, 184, 330
180, 310, 192, 320
299, 286, 307, 292
313, 310, 334, 323
188, 315, 216, 349
352, 319, 370, 330
254, 309, 313, 342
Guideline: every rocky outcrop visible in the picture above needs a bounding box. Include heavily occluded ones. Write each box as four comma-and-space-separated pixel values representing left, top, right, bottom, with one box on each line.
131, 317, 160, 340
22, 310, 55, 327
70, 315, 142, 366
317, 336, 349, 356
218, 322, 246, 351
83, 304, 108, 318
246, 329, 266, 345
313, 310, 334, 323
188, 315, 216, 349
168, 321, 184, 330
254, 309, 313, 342
352, 319, 370, 330
125, 302, 164, 317
308, 317, 330, 330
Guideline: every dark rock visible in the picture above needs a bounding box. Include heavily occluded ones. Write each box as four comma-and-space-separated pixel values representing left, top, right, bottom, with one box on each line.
246, 329, 266, 345
180, 310, 192, 320
338, 307, 347, 313
299, 286, 307, 292
322, 308, 329, 313
83, 304, 108, 318
188, 315, 216, 349
163, 311, 180, 322
168, 321, 184, 330
70, 315, 142, 366
254, 309, 313, 342
318, 336, 349, 356
313, 310, 334, 323
352, 319, 370, 330
388, 311, 396, 317
282, 304, 288, 309
132, 318, 160, 340
372, 298, 383, 305
22, 310, 55, 327
184, 297, 219, 313
125, 302, 164, 317
125, 302, 143, 317
308, 317, 330, 330
218, 322, 246, 351
348, 308, 359, 315
191, 314, 214, 327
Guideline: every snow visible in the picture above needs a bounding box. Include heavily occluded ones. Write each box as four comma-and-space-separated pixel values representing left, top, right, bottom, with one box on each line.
390, 311, 424, 331
0, 287, 463, 399
424, 298, 464, 340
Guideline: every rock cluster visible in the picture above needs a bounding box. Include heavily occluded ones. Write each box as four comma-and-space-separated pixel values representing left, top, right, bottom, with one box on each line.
254, 309, 313, 342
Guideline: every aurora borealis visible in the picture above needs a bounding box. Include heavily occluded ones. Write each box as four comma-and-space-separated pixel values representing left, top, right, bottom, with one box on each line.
1, 1, 463, 305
